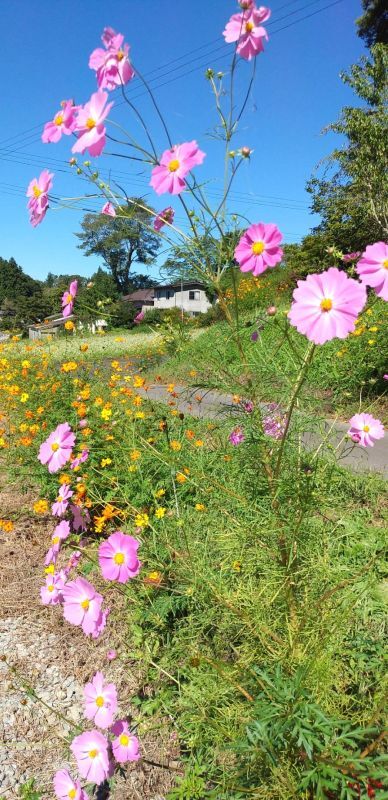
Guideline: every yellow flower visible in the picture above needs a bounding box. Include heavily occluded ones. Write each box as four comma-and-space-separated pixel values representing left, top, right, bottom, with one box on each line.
133, 375, 145, 388
128, 464, 137, 473
336, 351, 344, 358
155, 507, 166, 519
176, 472, 187, 484
100, 458, 112, 468
111, 361, 120, 369
64, 320, 75, 331
369, 326, 378, 332
80, 344, 89, 353
19, 423, 28, 432
135, 512, 149, 528
61, 361, 78, 372
21, 360, 31, 368
135, 411, 145, 419
94, 397, 103, 406
368, 339, 375, 346
366, 308, 372, 315
170, 440, 181, 451
130, 449, 141, 461
33, 499, 49, 514
101, 407, 112, 420
59, 473, 71, 485
20, 393, 29, 403
155, 488, 166, 498
0, 519, 14, 532
232, 560, 242, 572
115, 336, 124, 342
194, 439, 204, 448
195, 503, 205, 511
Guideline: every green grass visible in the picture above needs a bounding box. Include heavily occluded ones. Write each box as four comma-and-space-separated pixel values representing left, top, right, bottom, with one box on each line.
12, 327, 164, 363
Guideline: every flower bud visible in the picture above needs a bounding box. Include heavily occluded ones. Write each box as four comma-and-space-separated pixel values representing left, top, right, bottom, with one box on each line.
267, 306, 277, 316
83, 160, 91, 167
69, 157, 77, 166
240, 146, 252, 158
205, 68, 214, 79
228, 150, 236, 158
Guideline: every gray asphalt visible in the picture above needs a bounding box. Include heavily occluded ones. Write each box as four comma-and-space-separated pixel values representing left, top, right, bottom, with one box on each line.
139, 383, 387, 478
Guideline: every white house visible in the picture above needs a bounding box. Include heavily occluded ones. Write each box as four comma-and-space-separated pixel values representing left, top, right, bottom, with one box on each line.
124, 281, 213, 317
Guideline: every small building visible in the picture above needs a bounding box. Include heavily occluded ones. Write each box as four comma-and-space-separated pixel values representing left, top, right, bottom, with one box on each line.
124, 281, 212, 317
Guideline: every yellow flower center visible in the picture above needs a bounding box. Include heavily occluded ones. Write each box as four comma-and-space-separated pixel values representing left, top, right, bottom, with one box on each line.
68, 791, 76, 800
168, 159, 180, 172
363, 425, 370, 432
88, 749, 98, 758
86, 117, 96, 129
48, 584, 54, 593
383, 258, 388, 269
252, 241, 265, 255
119, 734, 130, 746
55, 114, 64, 126
246, 21, 254, 32
117, 49, 125, 61
95, 695, 105, 707
114, 552, 125, 565
51, 442, 59, 452
320, 298, 333, 312
81, 599, 90, 610
52, 536, 60, 546
33, 186, 42, 198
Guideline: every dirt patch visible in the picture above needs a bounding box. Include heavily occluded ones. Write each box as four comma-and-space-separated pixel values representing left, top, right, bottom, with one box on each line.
0, 480, 177, 799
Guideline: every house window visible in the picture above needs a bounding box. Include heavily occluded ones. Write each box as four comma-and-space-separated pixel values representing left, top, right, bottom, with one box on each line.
166, 290, 174, 299
189, 290, 200, 301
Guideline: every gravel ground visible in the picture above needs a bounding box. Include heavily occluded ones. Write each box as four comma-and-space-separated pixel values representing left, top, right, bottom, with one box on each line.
0, 482, 177, 799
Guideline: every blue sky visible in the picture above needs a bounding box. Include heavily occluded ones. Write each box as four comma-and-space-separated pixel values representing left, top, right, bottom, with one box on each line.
0, 0, 365, 283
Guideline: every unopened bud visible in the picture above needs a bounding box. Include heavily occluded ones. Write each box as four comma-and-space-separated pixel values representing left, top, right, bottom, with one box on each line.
76, 168, 82, 175
240, 146, 252, 158
92, 172, 98, 180
228, 150, 236, 158
69, 157, 77, 166
267, 306, 277, 316
99, 182, 105, 189
83, 160, 91, 167
205, 68, 214, 80
217, 71, 224, 79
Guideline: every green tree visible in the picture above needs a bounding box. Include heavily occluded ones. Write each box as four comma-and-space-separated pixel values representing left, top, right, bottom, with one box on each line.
307, 44, 388, 252
0, 257, 41, 303
356, 0, 388, 46
75, 199, 160, 294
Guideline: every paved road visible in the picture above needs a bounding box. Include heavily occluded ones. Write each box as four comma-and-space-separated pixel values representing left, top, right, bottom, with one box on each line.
139, 383, 387, 478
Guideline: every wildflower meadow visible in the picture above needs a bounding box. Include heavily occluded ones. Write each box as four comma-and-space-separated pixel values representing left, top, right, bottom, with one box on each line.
0, 2, 387, 799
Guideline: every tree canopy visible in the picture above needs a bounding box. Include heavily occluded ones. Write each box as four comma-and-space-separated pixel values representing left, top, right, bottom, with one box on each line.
75, 199, 161, 294
356, 0, 388, 46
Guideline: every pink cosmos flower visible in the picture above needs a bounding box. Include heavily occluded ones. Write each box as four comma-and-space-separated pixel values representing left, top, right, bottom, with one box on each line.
288, 268, 367, 345
101, 201, 116, 216
42, 100, 79, 144
263, 403, 286, 440
78, 418, 88, 429
98, 531, 141, 583
235, 222, 283, 276
40, 574, 64, 606
223, 5, 270, 60
342, 251, 361, 263
383, 374, 388, 381
348, 413, 384, 448
229, 427, 245, 445
70, 729, 112, 784
70, 449, 89, 470
356, 241, 388, 301
154, 206, 174, 232
51, 484, 73, 517
72, 91, 113, 158
38, 422, 76, 473
70, 504, 91, 533
134, 310, 145, 325
62, 280, 78, 318
89, 28, 135, 91
63, 577, 104, 636
84, 671, 118, 729
67, 550, 82, 570
26, 169, 53, 227
53, 768, 88, 800
111, 720, 141, 764
107, 649, 117, 661
150, 141, 205, 195
91, 607, 110, 640
44, 520, 71, 565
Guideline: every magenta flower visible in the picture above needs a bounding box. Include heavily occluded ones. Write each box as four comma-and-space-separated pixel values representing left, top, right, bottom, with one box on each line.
134, 310, 145, 325
89, 28, 135, 91
70, 449, 89, 470
40, 574, 64, 606
42, 100, 79, 144
263, 403, 286, 439
154, 206, 175, 232
288, 268, 367, 345
72, 91, 113, 158
101, 201, 116, 216
98, 531, 141, 583
150, 141, 205, 195
384, 374, 388, 381
356, 241, 388, 301
342, 251, 361, 263
84, 671, 118, 729
107, 649, 117, 661
223, 5, 270, 60
62, 279, 78, 318
70, 729, 112, 784
70, 504, 91, 533
63, 577, 104, 636
38, 422, 75, 473
44, 520, 71, 565
111, 720, 141, 764
235, 222, 283, 276
348, 413, 384, 448
51, 484, 73, 517
53, 768, 88, 800
26, 169, 53, 227
229, 427, 245, 445
67, 550, 82, 570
